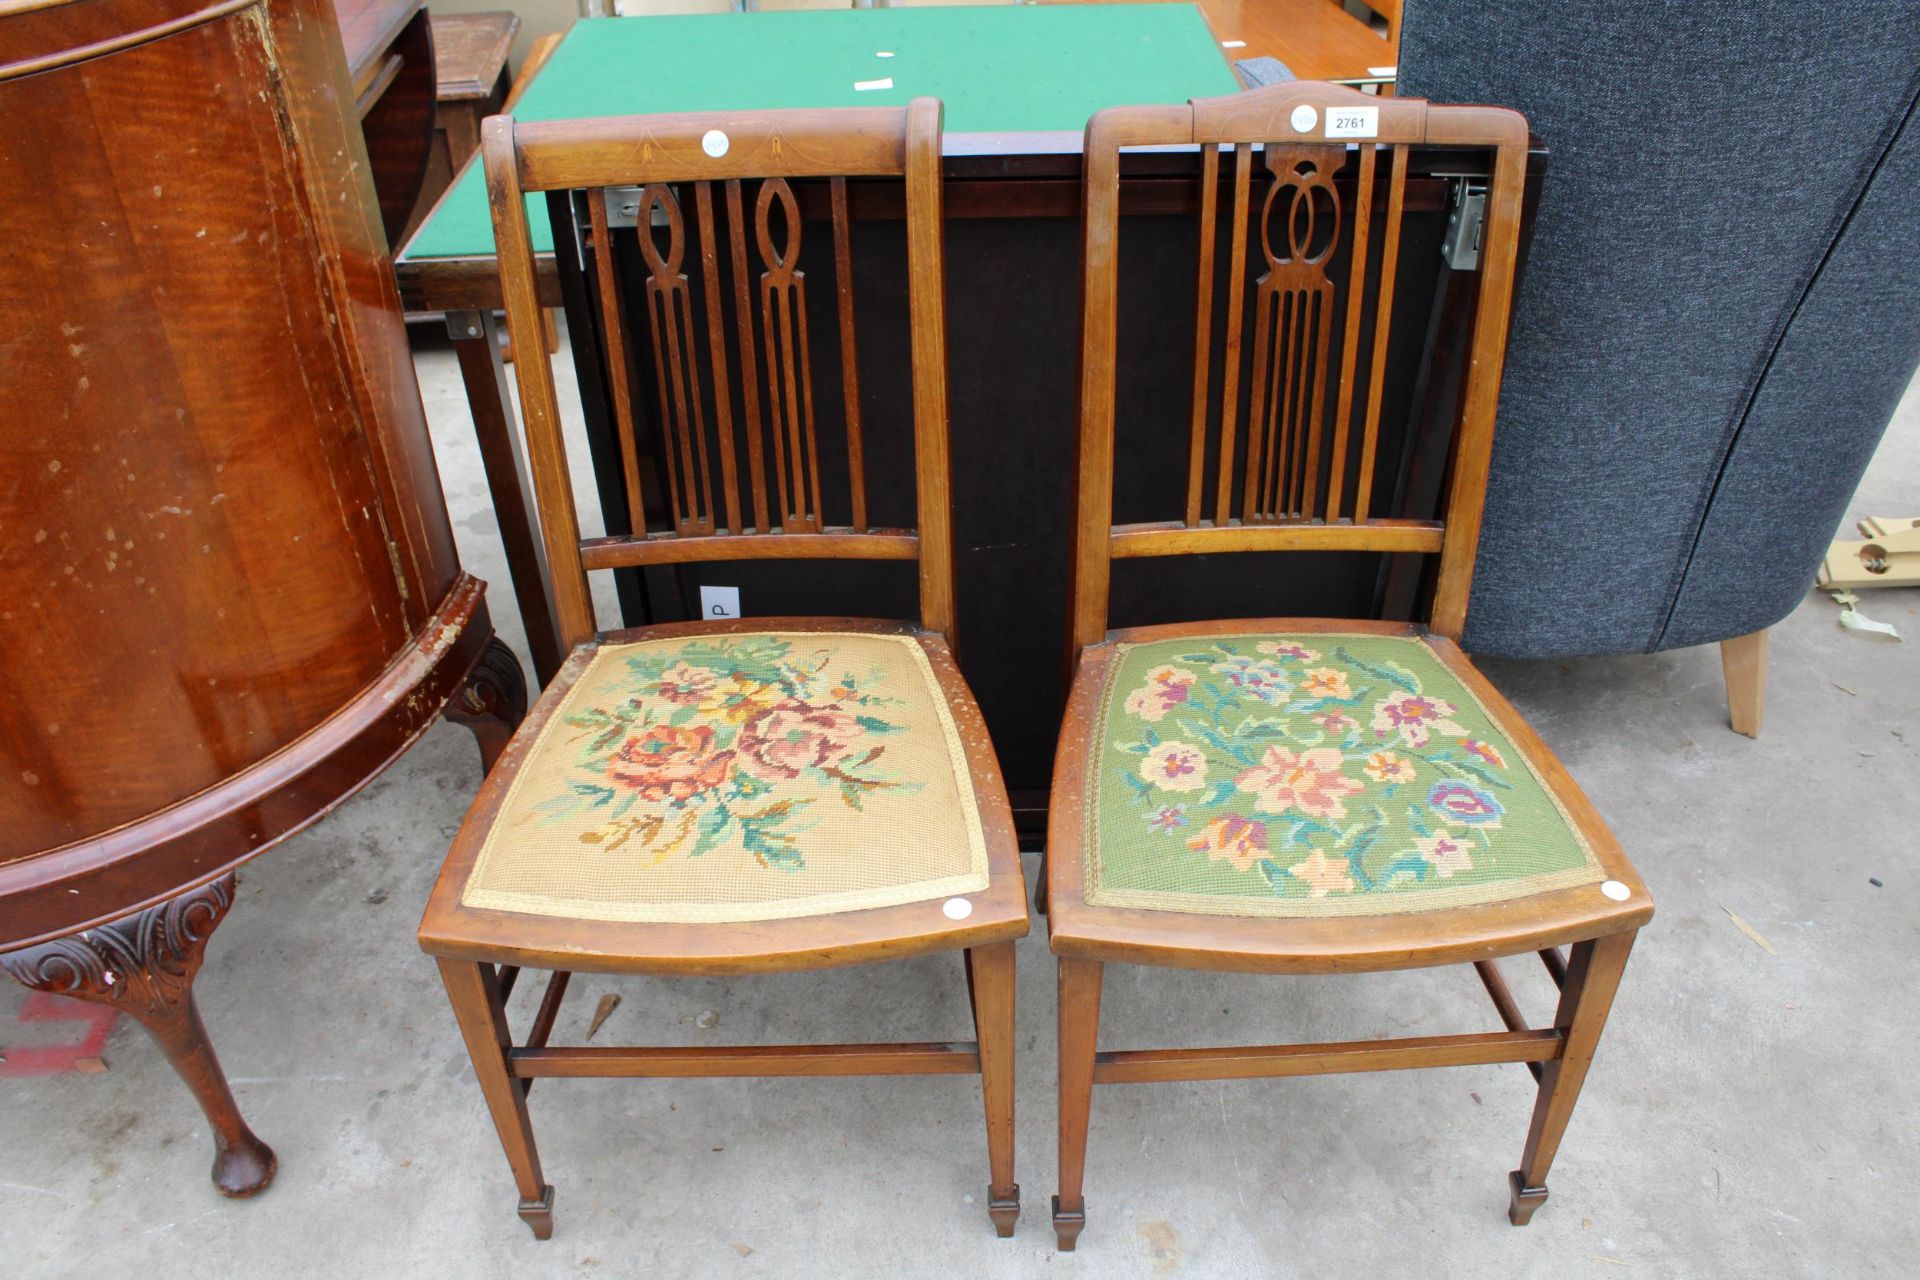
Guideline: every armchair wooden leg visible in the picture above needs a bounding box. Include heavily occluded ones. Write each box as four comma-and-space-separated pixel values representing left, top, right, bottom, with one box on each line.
968, 942, 1020, 1237
1508, 931, 1636, 1225
437, 958, 554, 1239
1053, 955, 1103, 1251
1720, 629, 1768, 739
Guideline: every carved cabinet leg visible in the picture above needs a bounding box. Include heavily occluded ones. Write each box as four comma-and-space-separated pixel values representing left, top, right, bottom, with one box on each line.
0, 873, 277, 1198
446, 635, 529, 774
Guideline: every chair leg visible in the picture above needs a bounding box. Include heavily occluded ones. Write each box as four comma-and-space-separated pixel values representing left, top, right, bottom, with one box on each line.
1720, 628, 1767, 738
1508, 931, 1636, 1225
1033, 847, 1049, 916
1053, 955, 1103, 1251
436, 958, 555, 1240
968, 942, 1020, 1238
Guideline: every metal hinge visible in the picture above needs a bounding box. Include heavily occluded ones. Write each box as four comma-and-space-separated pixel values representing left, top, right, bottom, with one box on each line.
603, 185, 645, 229
1440, 179, 1488, 271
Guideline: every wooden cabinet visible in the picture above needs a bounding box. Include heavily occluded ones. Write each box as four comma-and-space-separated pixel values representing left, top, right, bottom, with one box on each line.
332, 0, 438, 246
0, 0, 521, 1198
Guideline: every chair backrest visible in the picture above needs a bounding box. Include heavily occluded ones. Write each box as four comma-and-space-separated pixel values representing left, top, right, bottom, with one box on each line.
1069, 80, 1527, 654
483, 99, 954, 653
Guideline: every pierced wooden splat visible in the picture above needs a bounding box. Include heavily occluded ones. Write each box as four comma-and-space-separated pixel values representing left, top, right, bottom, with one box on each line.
1243, 145, 1342, 526
1183, 139, 1415, 531
632, 182, 716, 537
483, 102, 959, 657
755, 176, 824, 534
599, 174, 873, 541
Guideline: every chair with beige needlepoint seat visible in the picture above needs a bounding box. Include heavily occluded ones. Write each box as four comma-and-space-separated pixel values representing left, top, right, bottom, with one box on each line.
418, 97, 1028, 1241
1045, 80, 1652, 1250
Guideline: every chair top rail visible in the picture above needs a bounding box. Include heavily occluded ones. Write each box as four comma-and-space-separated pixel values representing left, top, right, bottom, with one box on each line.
508, 106, 915, 192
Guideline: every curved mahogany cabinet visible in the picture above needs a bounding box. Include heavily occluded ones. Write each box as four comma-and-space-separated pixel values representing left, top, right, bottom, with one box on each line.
0, 0, 522, 1197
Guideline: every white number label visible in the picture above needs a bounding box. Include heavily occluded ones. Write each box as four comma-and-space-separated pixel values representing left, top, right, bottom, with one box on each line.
1325, 106, 1379, 139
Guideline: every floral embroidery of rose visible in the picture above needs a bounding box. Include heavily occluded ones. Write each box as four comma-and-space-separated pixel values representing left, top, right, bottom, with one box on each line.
1236, 745, 1364, 819
650, 661, 719, 705
1370, 691, 1466, 748
1186, 815, 1268, 872
1140, 741, 1209, 792
735, 701, 864, 781
1257, 642, 1320, 662
1124, 664, 1198, 723
609, 723, 736, 804
1210, 656, 1292, 706
1414, 829, 1474, 878
1428, 780, 1504, 826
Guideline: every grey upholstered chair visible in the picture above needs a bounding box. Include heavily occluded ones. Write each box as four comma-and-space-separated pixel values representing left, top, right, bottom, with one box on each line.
1398, 0, 1920, 734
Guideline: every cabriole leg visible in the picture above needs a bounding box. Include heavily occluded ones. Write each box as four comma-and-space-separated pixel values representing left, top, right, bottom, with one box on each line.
445, 635, 528, 775
0, 873, 276, 1197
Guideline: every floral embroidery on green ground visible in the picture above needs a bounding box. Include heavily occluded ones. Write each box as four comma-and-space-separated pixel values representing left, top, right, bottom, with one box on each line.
534, 635, 920, 869
1087, 634, 1603, 917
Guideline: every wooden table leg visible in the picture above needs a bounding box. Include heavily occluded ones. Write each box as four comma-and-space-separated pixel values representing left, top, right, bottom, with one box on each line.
447, 310, 563, 686
0, 874, 277, 1198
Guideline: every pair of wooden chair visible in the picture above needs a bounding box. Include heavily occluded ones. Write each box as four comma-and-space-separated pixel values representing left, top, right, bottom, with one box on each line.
418, 82, 1651, 1247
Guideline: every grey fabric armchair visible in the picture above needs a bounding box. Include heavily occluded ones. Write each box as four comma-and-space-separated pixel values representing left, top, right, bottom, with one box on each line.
1397, 0, 1920, 734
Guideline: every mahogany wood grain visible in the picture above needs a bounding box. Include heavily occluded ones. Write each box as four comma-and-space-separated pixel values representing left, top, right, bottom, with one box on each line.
1, 0, 508, 1199
1052, 81, 1643, 1245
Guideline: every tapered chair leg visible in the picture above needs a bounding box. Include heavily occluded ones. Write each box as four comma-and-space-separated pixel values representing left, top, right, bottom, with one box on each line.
969, 942, 1020, 1237
1053, 955, 1103, 1251
1720, 629, 1767, 739
437, 958, 554, 1239
1508, 931, 1636, 1225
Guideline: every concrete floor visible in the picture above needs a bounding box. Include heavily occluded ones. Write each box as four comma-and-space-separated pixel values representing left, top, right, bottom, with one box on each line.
4, 344, 1916, 1279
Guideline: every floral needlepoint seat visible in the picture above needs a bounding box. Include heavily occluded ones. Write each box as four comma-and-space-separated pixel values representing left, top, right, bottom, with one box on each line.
459, 631, 991, 925
1082, 632, 1604, 919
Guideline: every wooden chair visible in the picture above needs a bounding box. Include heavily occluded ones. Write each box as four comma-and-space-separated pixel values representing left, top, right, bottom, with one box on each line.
1046, 81, 1652, 1249
419, 98, 1029, 1241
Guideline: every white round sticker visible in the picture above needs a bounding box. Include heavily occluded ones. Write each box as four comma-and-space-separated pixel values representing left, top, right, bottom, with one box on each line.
942, 897, 973, 920
701, 129, 730, 158
1290, 104, 1318, 134
1600, 880, 1631, 901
